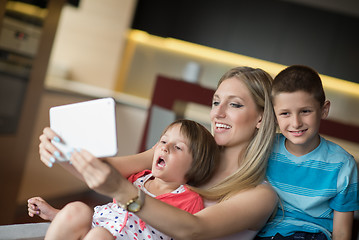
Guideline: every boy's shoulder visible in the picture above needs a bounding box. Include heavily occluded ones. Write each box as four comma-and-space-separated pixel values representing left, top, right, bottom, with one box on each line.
319, 135, 354, 159
318, 136, 358, 170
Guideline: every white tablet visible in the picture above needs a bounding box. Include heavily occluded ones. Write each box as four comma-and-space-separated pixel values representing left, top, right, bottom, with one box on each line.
49, 97, 118, 161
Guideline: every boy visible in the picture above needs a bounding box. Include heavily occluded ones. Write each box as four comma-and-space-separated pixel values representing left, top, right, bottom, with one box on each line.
257, 65, 359, 240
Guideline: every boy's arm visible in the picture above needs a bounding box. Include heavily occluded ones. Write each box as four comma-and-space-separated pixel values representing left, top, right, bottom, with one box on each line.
332, 210, 353, 240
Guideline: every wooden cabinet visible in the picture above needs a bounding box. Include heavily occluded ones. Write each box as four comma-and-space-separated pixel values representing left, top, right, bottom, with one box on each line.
0, 0, 66, 224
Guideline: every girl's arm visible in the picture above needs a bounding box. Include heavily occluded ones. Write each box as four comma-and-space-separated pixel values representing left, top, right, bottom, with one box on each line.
70, 149, 278, 240
332, 210, 353, 240
27, 197, 60, 221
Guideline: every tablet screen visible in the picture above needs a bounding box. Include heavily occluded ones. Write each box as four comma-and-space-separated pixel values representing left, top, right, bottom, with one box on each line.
49, 97, 118, 161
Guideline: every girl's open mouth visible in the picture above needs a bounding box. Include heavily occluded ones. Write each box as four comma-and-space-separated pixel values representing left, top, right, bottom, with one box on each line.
157, 157, 166, 168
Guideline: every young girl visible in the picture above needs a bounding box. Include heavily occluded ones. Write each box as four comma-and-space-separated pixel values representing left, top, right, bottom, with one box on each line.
28, 119, 219, 239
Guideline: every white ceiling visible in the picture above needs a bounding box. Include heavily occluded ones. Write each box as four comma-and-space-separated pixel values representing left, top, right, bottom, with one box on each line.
281, 0, 359, 18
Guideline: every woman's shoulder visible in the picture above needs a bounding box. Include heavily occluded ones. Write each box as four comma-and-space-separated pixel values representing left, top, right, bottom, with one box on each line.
256, 181, 278, 199
229, 182, 278, 215
244, 182, 277, 202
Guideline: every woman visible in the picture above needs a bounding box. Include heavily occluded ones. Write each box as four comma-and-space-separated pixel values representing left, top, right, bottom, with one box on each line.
37, 66, 278, 239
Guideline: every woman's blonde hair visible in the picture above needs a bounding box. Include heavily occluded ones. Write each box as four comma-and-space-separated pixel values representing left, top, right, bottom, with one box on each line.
198, 66, 276, 201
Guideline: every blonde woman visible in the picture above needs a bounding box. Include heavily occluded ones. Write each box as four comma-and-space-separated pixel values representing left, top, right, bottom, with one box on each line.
37, 67, 278, 239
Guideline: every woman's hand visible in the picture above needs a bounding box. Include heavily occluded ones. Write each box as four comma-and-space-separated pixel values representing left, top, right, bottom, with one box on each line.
69, 149, 135, 200
39, 127, 63, 168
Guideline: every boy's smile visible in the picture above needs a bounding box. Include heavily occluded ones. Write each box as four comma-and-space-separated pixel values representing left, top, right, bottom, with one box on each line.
289, 129, 307, 137
273, 90, 330, 156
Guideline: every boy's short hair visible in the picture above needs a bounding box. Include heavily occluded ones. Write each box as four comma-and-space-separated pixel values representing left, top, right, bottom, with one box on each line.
272, 65, 326, 106
161, 119, 219, 187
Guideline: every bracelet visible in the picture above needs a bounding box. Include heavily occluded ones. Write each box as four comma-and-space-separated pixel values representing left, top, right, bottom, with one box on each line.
117, 187, 145, 213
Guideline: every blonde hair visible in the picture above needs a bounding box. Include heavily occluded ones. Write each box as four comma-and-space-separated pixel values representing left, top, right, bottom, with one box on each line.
198, 67, 276, 201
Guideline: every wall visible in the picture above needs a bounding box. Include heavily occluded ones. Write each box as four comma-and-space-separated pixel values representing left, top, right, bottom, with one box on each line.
280, 0, 359, 17
47, 0, 137, 89
132, 0, 359, 85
